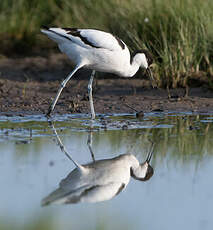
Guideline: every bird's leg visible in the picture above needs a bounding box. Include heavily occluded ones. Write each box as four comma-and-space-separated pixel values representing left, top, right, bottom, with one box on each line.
87, 119, 95, 162
46, 65, 83, 117
87, 130, 95, 162
88, 70, 96, 119
48, 120, 82, 169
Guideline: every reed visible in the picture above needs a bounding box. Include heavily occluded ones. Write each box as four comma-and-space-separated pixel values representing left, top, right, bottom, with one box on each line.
0, 0, 212, 87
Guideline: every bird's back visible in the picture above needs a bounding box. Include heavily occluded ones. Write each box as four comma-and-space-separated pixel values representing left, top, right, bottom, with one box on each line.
59, 155, 131, 189
41, 154, 133, 205
41, 27, 126, 52
41, 27, 131, 75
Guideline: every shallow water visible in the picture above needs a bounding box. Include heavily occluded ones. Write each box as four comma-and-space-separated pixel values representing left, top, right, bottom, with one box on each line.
0, 112, 213, 230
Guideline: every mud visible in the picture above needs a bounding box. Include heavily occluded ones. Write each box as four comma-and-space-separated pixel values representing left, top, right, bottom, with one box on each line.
0, 54, 213, 116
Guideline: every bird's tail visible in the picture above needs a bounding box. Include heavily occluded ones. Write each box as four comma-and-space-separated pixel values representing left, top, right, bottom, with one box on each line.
41, 187, 68, 206
40, 25, 69, 44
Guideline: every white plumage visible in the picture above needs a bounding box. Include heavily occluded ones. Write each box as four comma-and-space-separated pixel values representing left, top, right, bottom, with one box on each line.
41, 26, 153, 118
42, 153, 154, 205
41, 123, 154, 205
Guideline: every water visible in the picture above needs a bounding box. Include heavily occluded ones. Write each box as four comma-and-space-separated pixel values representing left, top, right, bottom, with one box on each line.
0, 112, 213, 230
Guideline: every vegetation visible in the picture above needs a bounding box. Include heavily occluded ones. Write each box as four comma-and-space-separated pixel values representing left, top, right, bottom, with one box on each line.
0, 0, 212, 87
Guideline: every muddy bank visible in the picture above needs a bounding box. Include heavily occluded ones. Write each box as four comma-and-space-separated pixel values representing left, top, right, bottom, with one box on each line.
0, 54, 213, 116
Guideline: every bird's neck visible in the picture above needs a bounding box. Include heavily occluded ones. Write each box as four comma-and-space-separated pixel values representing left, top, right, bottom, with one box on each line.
123, 154, 140, 169
121, 57, 140, 77
125, 59, 140, 77
127, 154, 148, 179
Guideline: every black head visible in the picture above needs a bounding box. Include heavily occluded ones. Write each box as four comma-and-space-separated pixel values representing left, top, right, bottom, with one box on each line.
140, 49, 153, 66
142, 164, 154, 181
131, 162, 154, 181
130, 142, 155, 181
132, 49, 153, 66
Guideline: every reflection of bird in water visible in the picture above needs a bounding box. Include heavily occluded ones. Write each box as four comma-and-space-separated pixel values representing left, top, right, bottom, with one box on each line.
42, 123, 154, 205
42, 153, 154, 205
40, 26, 154, 119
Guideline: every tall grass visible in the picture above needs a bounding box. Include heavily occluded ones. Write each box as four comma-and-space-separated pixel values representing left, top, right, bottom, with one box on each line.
0, 0, 212, 87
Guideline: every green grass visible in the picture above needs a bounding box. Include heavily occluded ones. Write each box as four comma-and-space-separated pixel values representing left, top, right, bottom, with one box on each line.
0, 0, 212, 87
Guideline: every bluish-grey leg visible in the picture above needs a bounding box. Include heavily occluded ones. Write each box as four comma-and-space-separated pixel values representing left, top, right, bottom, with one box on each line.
46, 64, 83, 116
87, 130, 95, 162
88, 70, 96, 119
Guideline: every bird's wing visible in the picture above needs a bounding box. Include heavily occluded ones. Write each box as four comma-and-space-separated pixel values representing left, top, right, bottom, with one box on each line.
41, 184, 90, 206
41, 26, 126, 51
79, 182, 126, 203
41, 182, 125, 205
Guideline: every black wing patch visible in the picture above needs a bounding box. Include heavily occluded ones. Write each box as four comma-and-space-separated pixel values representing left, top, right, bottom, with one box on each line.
64, 183, 125, 204
63, 28, 125, 50
65, 185, 100, 204
115, 183, 125, 196
42, 26, 125, 50
63, 28, 101, 48
114, 36, 125, 50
